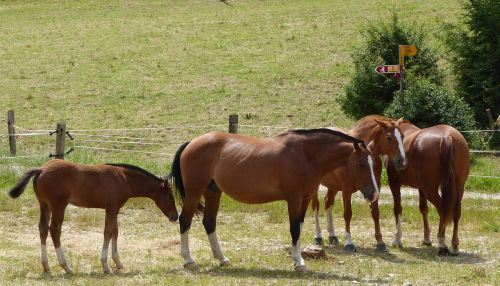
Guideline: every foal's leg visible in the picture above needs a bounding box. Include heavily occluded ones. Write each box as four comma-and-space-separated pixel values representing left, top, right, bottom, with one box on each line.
49, 205, 72, 274
370, 200, 387, 251
38, 202, 51, 273
311, 191, 323, 245
324, 189, 339, 245
342, 191, 356, 252
418, 189, 432, 246
101, 209, 120, 273
111, 216, 125, 271
288, 199, 307, 272
202, 189, 230, 267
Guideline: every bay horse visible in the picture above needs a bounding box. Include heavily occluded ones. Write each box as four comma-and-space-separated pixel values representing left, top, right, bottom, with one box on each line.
310, 115, 407, 252
385, 121, 469, 255
8, 159, 178, 274
170, 129, 380, 272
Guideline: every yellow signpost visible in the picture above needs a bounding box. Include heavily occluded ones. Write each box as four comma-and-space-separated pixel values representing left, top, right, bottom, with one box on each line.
398, 45, 417, 108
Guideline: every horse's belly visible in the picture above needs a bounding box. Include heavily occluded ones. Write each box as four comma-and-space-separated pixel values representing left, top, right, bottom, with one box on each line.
214, 177, 283, 204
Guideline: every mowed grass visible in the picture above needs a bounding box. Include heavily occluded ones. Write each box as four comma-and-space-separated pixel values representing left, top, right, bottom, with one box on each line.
0, 187, 498, 285
0, 0, 499, 285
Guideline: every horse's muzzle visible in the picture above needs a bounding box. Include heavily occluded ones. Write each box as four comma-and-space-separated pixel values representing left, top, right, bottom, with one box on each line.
393, 156, 408, 171
168, 213, 179, 222
362, 187, 379, 203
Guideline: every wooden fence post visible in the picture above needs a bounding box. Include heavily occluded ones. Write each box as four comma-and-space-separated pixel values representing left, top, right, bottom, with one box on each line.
7, 110, 16, 156
55, 123, 66, 159
228, 114, 238, 134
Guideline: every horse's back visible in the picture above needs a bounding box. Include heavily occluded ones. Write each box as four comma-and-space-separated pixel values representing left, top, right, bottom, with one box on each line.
35, 160, 128, 208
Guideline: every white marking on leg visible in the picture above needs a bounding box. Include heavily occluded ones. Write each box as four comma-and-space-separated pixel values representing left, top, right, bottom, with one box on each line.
291, 242, 305, 269
41, 244, 49, 271
394, 129, 406, 160
208, 232, 229, 265
393, 215, 402, 246
326, 207, 336, 237
181, 231, 195, 266
344, 232, 353, 246
438, 236, 447, 248
112, 239, 124, 269
367, 156, 380, 202
101, 241, 111, 273
55, 246, 71, 273
314, 209, 322, 239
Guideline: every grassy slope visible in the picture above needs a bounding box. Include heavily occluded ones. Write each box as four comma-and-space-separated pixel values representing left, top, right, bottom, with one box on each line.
0, 1, 499, 285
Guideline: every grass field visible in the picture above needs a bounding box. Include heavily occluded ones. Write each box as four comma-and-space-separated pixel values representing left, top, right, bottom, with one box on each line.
0, 0, 499, 285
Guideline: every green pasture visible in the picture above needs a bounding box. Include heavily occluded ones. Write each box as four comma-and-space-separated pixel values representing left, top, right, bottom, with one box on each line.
0, 0, 499, 285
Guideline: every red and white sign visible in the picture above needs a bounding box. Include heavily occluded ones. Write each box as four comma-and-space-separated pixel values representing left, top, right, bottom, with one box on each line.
375, 65, 400, 75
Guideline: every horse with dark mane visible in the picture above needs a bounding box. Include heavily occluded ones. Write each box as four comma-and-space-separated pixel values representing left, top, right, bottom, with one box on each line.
310, 115, 407, 252
171, 129, 380, 272
385, 121, 469, 255
8, 160, 178, 274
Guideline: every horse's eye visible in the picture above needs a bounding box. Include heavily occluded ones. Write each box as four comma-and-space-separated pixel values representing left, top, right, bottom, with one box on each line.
358, 163, 365, 168
387, 136, 393, 141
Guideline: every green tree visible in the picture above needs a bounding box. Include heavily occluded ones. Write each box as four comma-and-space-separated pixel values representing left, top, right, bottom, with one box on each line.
445, 0, 500, 128
338, 13, 443, 119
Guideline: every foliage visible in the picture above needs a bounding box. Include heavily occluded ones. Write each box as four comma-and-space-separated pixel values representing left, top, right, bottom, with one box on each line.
338, 13, 444, 119
384, 78, 480, 145
444, 0, 500, 129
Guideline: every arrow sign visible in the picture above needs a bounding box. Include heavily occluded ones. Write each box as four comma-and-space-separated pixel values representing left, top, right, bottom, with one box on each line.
399, 45, 417, 56
375, 65, 400, 75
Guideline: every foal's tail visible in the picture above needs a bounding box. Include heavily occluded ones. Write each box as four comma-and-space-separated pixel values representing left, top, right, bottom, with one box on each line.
440, 136, 457, 225
170, 141, 205, 215
9, 169, 42, 199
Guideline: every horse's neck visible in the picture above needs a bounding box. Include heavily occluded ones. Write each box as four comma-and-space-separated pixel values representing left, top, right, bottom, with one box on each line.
305, 137, 353, 174
125, 172, 159, 199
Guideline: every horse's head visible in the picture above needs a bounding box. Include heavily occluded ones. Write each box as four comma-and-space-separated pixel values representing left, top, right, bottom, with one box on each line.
346, 143, 380, 203
156, 180, 178, 222
374, 118, 407, 171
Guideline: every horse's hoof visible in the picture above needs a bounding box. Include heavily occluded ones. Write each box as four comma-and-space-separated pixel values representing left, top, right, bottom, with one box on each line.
421, 240, 432, 246
329, 236, 340, 245
219, 259, 231, 267
438, 247, 449, 256
183, 262, 198, 270
103, 268, 111, 274
114, 268, 126, 274
344, 244, 356, 252
294, 265, 308, 273
392, 240, 403, 248
376, 243, 388, 252
313, 237, 323, 246
63, 267, 73, 275
449, 247, 459, 256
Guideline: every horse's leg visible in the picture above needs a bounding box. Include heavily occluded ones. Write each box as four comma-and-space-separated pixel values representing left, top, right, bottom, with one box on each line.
418, 189, 432, 246
342, 191, 356, 252
370, 200, 387, 252
202, 189, 230, 267
179, 193, 204, 269
38, 202, 51, 273
325, 189, 339, 245
311, 191, 323, 245
422, 187, 447, 255
49, 205, 72, 274
111, 212, 125, 271
101, 209, 118, 273
389, 181, 403, 248
288, 198, 307, 272
450, 199, 462, 255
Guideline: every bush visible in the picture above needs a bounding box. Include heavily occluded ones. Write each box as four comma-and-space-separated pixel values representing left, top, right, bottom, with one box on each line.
444, 0, 500, 129
384, 79, 482, 146
338, 13, 444, 119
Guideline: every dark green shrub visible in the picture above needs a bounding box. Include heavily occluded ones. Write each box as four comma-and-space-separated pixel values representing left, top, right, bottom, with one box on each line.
444, 0, 500, 129
384, 79, 482, 146
338, 13, 444, 119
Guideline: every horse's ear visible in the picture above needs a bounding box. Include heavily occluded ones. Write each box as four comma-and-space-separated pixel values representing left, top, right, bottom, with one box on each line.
396, 117, 404, 125
367, 140, 375, 151
374, 119, 388, 129
353, 142, 365, 152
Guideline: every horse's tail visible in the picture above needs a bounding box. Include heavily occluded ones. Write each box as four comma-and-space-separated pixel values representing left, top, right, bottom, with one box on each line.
170, 141, 205, 215
9, 169, 42, 199
440, 136, 457, 225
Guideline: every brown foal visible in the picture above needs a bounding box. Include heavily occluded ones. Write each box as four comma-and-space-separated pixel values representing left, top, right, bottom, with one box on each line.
9, 159, 178, 274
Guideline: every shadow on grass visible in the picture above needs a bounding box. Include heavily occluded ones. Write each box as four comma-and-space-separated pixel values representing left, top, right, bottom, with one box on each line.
399, 246, 486, 264
323, 244, 407, 264
187, 266, 389, 284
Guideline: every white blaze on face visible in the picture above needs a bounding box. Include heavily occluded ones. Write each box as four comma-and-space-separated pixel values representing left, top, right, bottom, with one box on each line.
394, 129, 406, 160
367, 156, 379, 195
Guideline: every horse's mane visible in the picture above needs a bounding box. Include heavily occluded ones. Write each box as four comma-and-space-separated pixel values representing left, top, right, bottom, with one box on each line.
106, 163, 163, 182
286, 128, 365, 146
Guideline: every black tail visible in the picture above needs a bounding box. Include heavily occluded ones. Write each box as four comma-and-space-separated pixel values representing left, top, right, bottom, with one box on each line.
170, 142, 205, 215
9, 169, 42, 198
